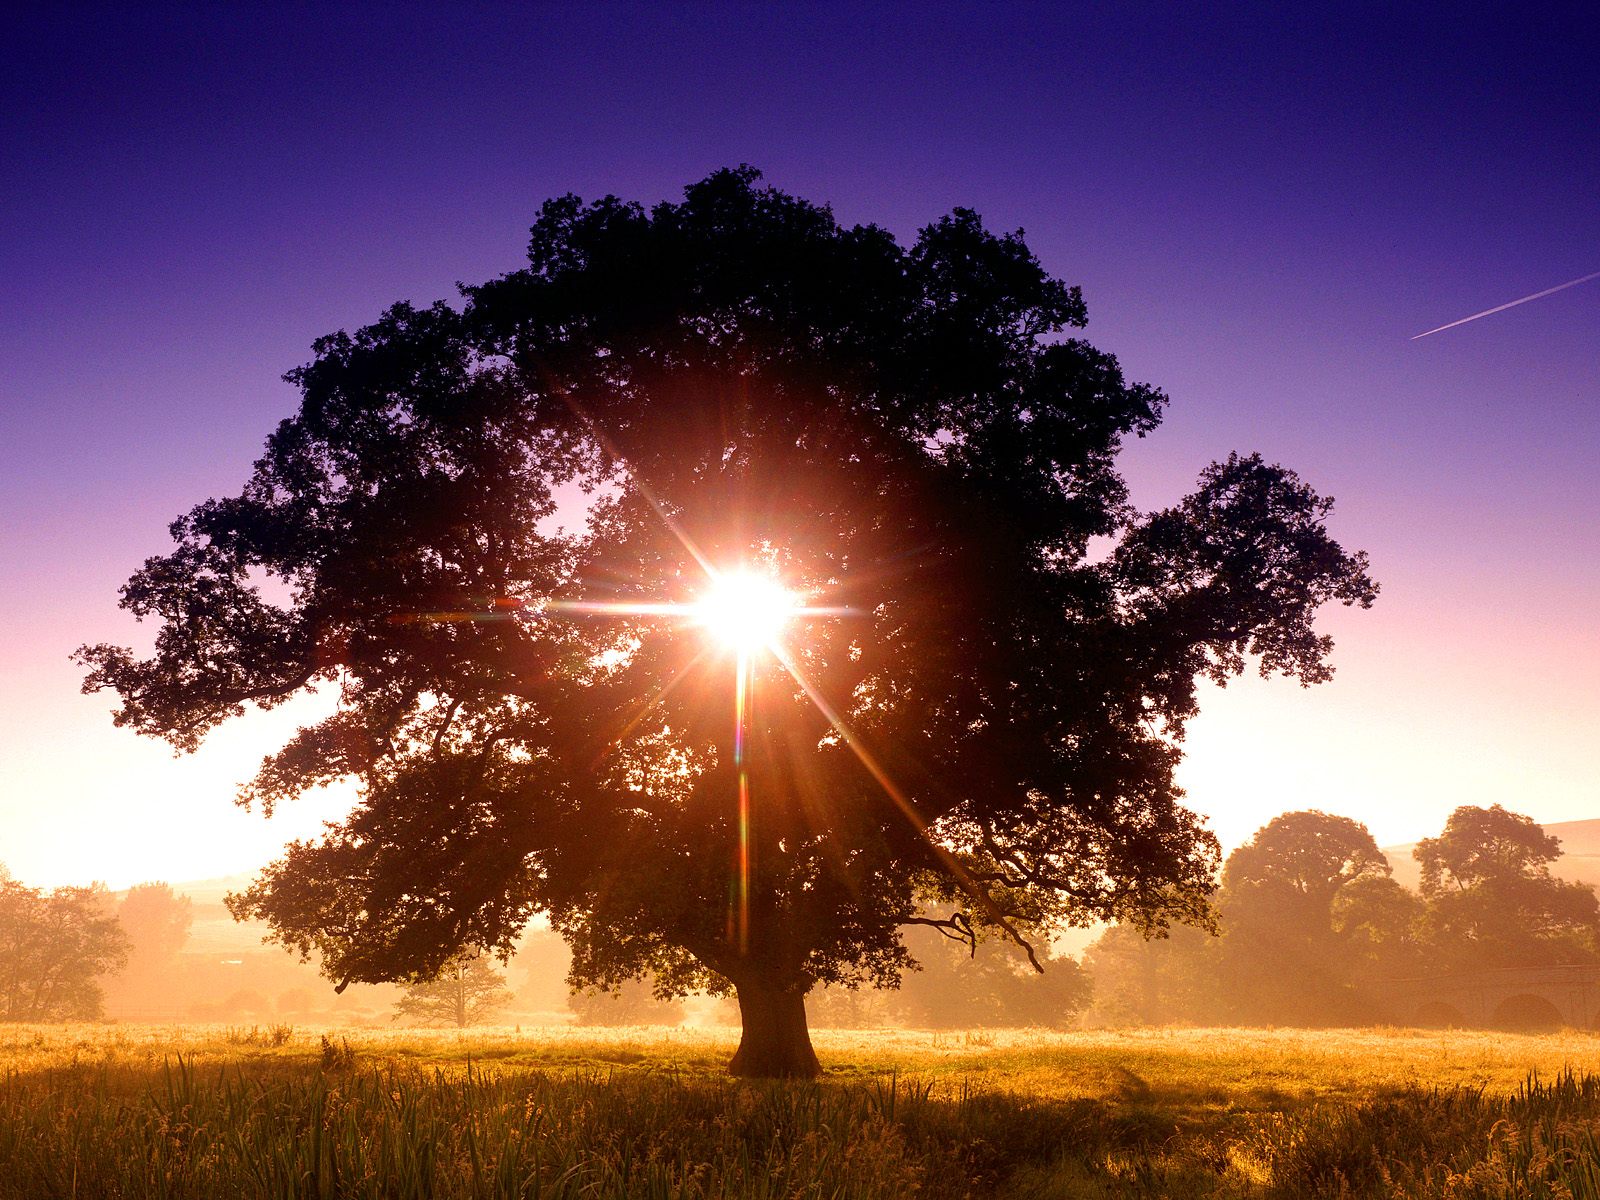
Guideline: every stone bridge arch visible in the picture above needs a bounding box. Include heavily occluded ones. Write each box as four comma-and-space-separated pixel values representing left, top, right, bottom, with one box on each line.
1491, 993, 1564, 1031
1376, 965, 1600, 1030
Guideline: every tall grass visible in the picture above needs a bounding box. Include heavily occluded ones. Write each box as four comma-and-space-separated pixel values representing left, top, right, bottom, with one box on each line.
0, 1058, 1087, 1198
1246, 1068, 1600, 1198
2, 1027, 1600, 1197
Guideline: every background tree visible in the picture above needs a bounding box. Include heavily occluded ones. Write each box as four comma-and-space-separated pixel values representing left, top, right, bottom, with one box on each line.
512, 925, 574, 1017
1330, 873, 1425, 985
79, 167, 1374, 1076
568, 978, 687, 1026
0, 879, 129, 1021
892, 926, 1091, 1029
1081, 921, 1217, 1025
1416, 805, 1599, 970
1085, 811, 1412, 1025
804, 980, 898, 1029
104, 882, 192, 1018
393, 953, 513, 1028
1215, 811, 1392, 1024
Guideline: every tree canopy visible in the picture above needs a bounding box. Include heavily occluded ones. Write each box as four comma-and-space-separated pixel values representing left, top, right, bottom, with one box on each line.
393, 951, 513, 1028
0, 880, 129, 1021
1085, 803, 1600, 1027
1217, 811, 1394, 1023
1087, 810, 1405, 1026
568, 978, 687, 1027
103, 882, 193, 1019
79, 167, 1375, 1075
1418, 805, 1599, 970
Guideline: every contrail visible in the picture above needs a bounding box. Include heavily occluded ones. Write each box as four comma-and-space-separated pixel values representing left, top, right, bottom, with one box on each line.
1412, 269, 1600, 340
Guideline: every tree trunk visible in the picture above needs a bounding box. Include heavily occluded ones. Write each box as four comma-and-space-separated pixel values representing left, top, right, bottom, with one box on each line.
728, 978, 821, 1079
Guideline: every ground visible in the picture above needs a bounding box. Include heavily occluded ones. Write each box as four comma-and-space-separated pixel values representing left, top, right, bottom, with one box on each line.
3, 1023, 1599, 1196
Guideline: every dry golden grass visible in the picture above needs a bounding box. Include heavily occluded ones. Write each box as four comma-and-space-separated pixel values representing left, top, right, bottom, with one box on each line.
3, 1022, 1600, 1196
6, 1021, 1592, 1097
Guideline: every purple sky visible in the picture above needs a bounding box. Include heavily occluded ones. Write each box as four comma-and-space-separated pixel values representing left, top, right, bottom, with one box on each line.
3, 4, 1597, 887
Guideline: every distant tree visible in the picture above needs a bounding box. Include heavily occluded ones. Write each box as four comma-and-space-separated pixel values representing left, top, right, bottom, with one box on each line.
1085, 811, 1409, 1026
1081, 920, 1218, 1026
1416, 805, 1600, 970
0, 880, 129, 1021
79, 167, 1375, 1076
105, 882, 192, 1017
805, 981, 897, 1029
1216, 811, 1393, 1024
394, 953, 513, 1028
118, 883, 192, 960
568, 979, 687, 1026
1330, 874, 1426, 983
222, 988, 272, 1019
276, 986, 319, 1016
511, 925, 573, 1015
1223, 811, 1389, 905
893, 926, 1091, 1029
1419, 804, 1565, 894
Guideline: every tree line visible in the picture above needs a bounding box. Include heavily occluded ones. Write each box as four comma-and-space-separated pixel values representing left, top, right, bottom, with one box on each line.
1084, 804, 1600, 1026
0, 872, 190, 1021
6, 801, 1589, 1030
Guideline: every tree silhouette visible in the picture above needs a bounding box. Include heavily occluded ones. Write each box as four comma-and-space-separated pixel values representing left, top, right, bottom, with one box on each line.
78, 168, 1374, 1076
1081, 920, 1218, 1025
1085, 810, 1404, 1026
1330, 873, 1425, 984
892, 926, 1091, 1029
568, 978, 687, 1026
1216, 810, 1393, 1023
393, 952, 512, 1028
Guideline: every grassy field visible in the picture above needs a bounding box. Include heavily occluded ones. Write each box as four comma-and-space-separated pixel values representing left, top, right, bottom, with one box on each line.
4, 1023, 1600, 1197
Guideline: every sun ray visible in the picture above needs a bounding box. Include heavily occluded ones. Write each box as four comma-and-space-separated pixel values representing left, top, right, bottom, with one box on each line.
736, 646, 752, 955
767, 640, 1044, 970
588, 641, 717, 772
541, 381, 724, 580
544, 599, 697, 618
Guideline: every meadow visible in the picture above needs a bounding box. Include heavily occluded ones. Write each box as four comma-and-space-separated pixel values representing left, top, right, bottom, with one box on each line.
4, 1022, 1600, 1197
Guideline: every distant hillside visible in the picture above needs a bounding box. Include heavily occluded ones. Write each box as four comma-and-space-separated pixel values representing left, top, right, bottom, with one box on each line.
1384, 817, 1600, 893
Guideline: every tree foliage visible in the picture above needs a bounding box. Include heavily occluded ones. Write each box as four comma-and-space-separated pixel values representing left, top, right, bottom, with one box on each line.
892, 926, 1091, 1029
0, 880, 129, 1021
393, 952, 512, 1028
79, 168, 1374, 1074
1086, 804, 1600, 1026
1216, 811, 1394, 1023
1088, 811, 1405, 1026
1417, 805, 1599, 970
1082, 920, 1215, 1025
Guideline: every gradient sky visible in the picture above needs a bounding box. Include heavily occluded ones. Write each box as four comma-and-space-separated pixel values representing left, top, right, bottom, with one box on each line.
3, 3, 1597, 890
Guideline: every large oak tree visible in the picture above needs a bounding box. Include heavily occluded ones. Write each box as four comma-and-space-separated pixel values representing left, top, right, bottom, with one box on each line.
79, 168, 1374, 1075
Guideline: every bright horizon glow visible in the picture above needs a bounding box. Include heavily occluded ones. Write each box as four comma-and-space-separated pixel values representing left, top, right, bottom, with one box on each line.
693, 571, 797, 653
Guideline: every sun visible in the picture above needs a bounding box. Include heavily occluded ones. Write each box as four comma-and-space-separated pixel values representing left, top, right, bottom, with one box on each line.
694, 571, 797, 653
